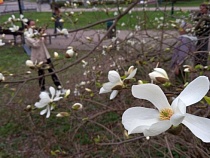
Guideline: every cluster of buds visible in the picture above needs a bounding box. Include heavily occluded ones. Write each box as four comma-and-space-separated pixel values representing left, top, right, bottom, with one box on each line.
25, 60, 48, 70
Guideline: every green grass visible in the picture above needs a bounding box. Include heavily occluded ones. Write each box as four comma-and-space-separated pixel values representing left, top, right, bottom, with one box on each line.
0, 10, 190, 30
159, 0, 203, 7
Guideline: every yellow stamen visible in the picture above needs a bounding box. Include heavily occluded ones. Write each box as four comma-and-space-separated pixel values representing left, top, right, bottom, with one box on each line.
159, 108, 174, 120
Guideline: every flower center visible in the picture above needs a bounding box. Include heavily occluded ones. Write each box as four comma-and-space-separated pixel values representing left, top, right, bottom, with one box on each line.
159, 108, 174, 120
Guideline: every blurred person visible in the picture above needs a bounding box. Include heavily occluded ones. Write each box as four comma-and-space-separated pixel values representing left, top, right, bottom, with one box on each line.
52, 6, 63, 38
171, 22, 197, 83
193, 3, 210, 66
25, 19, 63, 92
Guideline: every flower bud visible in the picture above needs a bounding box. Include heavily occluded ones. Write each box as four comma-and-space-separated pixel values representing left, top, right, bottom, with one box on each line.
72, 103, 83, 110
149, 68, 169, 84
26, 60, 34, 67
54, 52, 59, 58
64, 89, 71, 98
56, 112, 70, 117
65, 49, 74, 58
0, 73, 5, 82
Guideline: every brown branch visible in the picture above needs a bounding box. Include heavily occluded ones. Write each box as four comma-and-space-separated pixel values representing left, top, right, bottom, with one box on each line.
97, 135, 145, 146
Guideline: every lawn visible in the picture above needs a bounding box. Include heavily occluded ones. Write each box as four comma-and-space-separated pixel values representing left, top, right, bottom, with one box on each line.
0, 10, 190, 30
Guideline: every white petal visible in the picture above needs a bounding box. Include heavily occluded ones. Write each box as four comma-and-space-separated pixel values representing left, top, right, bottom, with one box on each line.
49, 86, 56, 98
40, 108, 47, 115
39, 92, 50, 100
103, 82, 114, 91
99, 87, 111, 94
56, 28, 61, 32
170, 113, 185, 126
143, 120, 171, 136
122, 107, 159, 134
108, 70, 121, 83
35, 101, 47, 108
171, 98, 186, 115
173, 76, 209, 106
182, 113, 210, 142
110, 90, 119, 100
53, 97, 63, 102
46, 106, 51, 118
125, 68, 137, 79
132, 84, 171, 111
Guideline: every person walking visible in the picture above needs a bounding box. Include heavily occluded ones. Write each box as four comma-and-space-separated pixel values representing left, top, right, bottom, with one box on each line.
25, 19, 63, 92
52, 6, 63, 38
193, 3, 210, 66
171, 22, 197, 83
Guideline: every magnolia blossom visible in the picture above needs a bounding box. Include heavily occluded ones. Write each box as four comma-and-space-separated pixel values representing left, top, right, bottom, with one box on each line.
122, 76, 210, 142
59, 19, 64, 23
7, 15, 16, 22
35, 87, 63, 118
99, 67, 137, 100
0, 73, 5, 81
25, 60, 43, 69
0, 39, 5, 46
51, 17, 55, 21
24, 28, 39, 38
99, 70, 123, 100
125, 66, 137, 79
81, 60, 88, 67
20, 14, 28, 25
56, 28, 69, 35
1, 34, 5, 38
149, 68, 169, 83
9, 25, 19, 32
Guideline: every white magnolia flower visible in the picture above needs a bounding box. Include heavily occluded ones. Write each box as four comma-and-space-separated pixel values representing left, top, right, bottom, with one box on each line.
87, 0, 90, 5
125, 66, 137, 80
25, 60, 43, 69
59, 19, 64, 23
99, 70, 123, 100
24, 28, 39, 38
20, 14, 28, 24
9, 25, 19, 32
7, 15, 16, 22
122, 76, 210, 142
149, 68, 169, 83
81, 60, 88, 67
34, 87, 63, 118
0, 39, 5, 46
0, 73, 5, 81
114, 12, 118, 16
1, 34, 5, 38
56, 28, 68, 35
121, 23, 125, 27
135, 25, 141, 31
